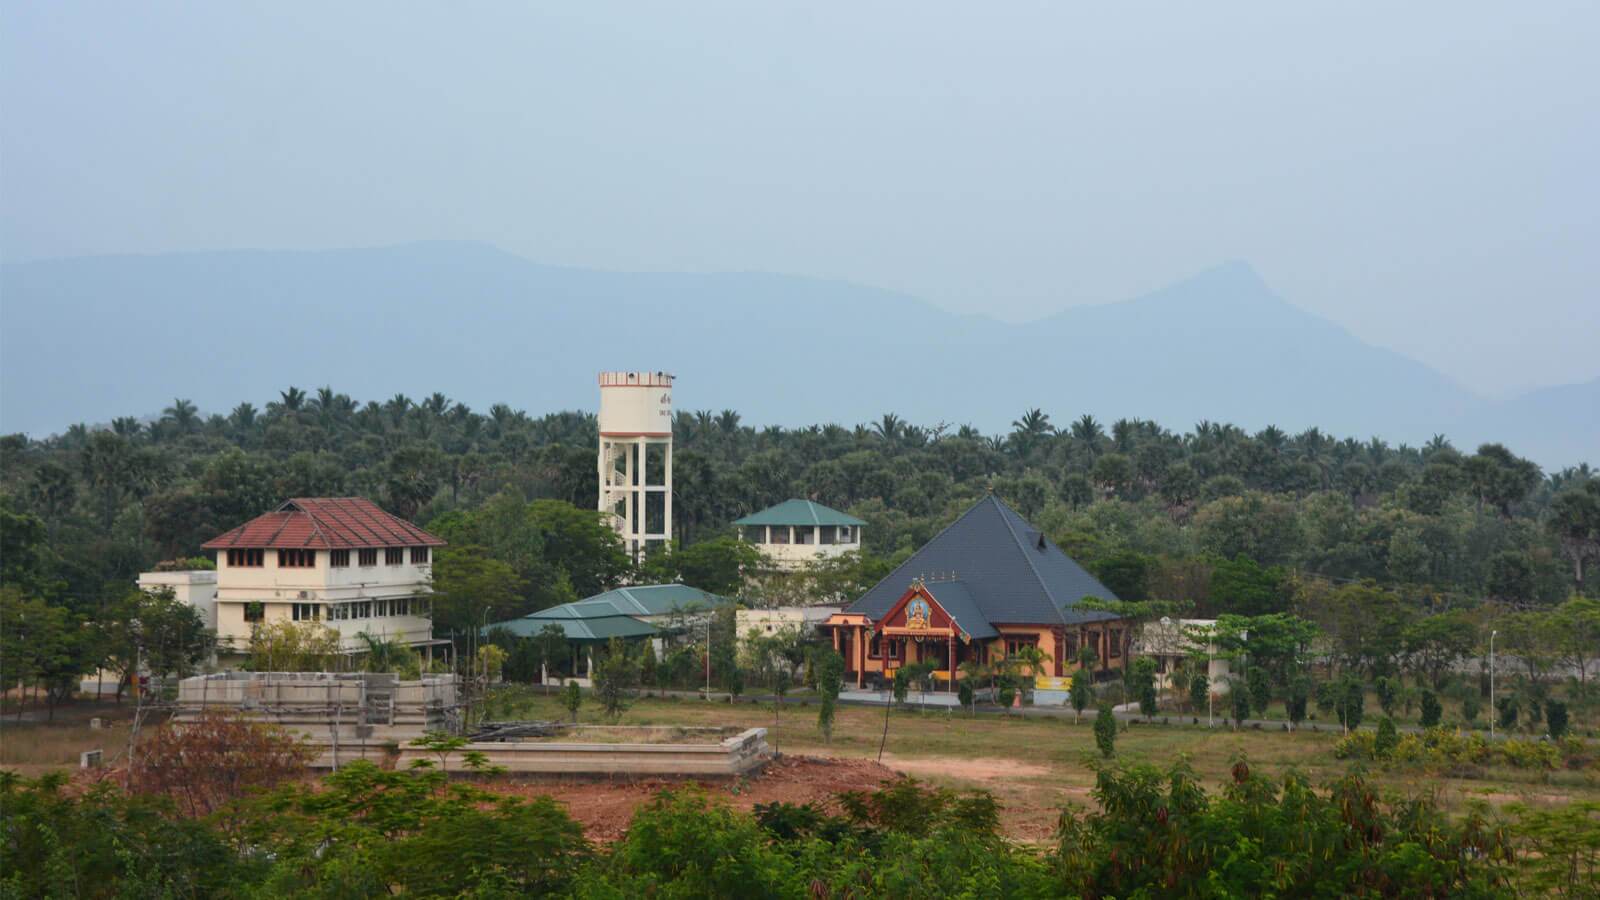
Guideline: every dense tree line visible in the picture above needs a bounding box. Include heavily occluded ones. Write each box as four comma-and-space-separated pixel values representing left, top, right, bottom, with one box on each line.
3, 388, 1594, 605
3, 389, 1598, 714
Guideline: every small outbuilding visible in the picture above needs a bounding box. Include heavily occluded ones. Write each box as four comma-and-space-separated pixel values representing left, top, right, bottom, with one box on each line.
734, 499, 865, 570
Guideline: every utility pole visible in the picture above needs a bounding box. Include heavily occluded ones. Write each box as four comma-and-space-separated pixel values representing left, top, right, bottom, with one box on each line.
1489, 629, 1498, 739
704, 616, 712, 698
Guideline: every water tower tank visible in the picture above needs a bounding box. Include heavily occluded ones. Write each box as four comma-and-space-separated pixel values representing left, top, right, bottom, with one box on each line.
597, 372, 674, 557
598, 371, 674, 436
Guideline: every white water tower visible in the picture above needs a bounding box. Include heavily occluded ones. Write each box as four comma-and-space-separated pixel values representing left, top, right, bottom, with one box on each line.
597, 371, 673, 557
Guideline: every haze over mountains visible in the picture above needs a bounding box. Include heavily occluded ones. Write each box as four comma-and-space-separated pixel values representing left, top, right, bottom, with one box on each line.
1, 242, 1592, 468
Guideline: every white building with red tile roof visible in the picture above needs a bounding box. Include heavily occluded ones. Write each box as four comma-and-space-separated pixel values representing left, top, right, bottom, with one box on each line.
195, 498, 447, 659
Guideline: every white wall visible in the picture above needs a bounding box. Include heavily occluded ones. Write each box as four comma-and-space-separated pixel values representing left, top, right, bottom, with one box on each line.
213, 550, 434, 653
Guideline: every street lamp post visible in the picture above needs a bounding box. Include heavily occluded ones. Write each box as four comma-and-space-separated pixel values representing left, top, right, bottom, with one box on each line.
1489, 629, 1498, 739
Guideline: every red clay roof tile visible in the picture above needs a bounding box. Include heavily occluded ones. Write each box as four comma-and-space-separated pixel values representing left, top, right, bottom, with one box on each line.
201, 498, 445, 550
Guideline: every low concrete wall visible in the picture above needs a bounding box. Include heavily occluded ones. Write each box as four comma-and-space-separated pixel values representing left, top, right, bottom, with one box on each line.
393, 727, 772, 777
173, 672, 460, 744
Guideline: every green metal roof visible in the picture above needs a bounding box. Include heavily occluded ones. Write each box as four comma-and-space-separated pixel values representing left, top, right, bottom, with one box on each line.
480, 583, 728, 642
484, 614, 658, 642
733, 499, 866, 528
539, 584, 730, 619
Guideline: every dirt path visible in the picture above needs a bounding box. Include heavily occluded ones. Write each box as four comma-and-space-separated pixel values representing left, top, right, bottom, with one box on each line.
876, 752, 1054, 782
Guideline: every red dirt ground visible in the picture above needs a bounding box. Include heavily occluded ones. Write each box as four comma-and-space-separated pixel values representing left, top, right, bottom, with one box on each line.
483, 754, 1064, 843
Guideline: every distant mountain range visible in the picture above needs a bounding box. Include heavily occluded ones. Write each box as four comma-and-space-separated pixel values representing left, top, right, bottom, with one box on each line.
2, 242, 1592, 468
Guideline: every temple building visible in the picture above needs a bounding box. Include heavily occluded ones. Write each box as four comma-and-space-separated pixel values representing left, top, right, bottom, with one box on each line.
734, 499, 865, 570
823, 495, 1127, 691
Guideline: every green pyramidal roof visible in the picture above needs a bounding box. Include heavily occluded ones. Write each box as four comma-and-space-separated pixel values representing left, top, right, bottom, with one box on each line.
733, 499, 865, 528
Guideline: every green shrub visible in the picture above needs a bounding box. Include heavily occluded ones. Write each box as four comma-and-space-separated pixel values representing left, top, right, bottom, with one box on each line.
1187, 672, 1208, 713
1375, 717, 1399, 757
1460, 694, 1480, 725
1419, 690, 1442, 728
1496, 697, 1518, 730
1546, 700, 1569, 739
1094, 704, 1117, 758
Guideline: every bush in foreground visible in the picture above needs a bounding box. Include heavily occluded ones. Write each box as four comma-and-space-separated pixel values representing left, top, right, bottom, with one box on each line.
7, 757, 1597, 897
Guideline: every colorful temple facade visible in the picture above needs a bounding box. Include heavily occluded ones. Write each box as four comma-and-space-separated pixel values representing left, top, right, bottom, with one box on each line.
824, 495, 1127, 689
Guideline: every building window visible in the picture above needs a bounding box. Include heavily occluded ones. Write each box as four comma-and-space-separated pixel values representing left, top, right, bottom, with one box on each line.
743, 526, 765, 544
393, 598, 410, 616
244, 601, 265, 623
278, 549, 316, 568
1005, 637, 1037, 658
1065, 634, 1079, 662
373, 599, 389, 617
358, 548, 378, 567
353, 601, 372, 619
839, 526, 855, 544
795, 527, 814, 545
818, 526, 836, 545
770, 527, 790, 545
330, 550, 350, 568
227, 548, 264, 567
869, 635, 882, 659
385, 548, 404, 566
330, 603, 347, 621
1109, 629, 1123, 659
292, 603, 320, 621
410, 547, 430, 564
886, 639, 901, 660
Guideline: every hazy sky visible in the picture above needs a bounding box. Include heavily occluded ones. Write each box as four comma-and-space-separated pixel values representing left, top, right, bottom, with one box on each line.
4, 3, 1596, 398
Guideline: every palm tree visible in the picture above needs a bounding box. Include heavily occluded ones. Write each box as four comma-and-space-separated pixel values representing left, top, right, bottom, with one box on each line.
161, 398, 200, 434
277, 386, 307, 412
1010, 408, 1053, 461
1256, 425, 1287, 455
871, 413, 905, 445
422, 392, 451, 418
110, 417, 143, 438
1070, 414, 1104, 460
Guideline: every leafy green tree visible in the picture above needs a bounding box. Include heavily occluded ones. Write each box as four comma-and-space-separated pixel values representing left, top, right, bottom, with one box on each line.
1545, 700, 1568, 739
1496, 696, 1518, 731
1246, 666, 1272, 718
1402, 610, 1479, 689
1070, 666, 1093, 724
561, 680, 582, 722
593, 638, 638, 721
1188, 672, 1209, 717
639, 536, 761, 596
1336, 677, 1365, 732
1375, 675, 1399, 718
1375, 717, 1399, 757
1090, 550, 1153, 601
1206, 555, 1289, 616
1093, 704, 1117, 757
1229, 681, 1251, 729
1419, 689, 1442, 728
429, 544, 526, 636
637, 640, 658, 693
1130, 657, 1159, 717
813, 649, 844, 741
1285, 677, 1309, 731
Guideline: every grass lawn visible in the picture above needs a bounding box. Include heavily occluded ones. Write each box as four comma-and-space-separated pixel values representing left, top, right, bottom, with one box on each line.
0, 701, 140, 777
490, 687, 1597, 822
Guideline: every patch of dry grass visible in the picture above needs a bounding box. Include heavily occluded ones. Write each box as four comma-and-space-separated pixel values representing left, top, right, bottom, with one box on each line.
490, 688, 1600, 818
